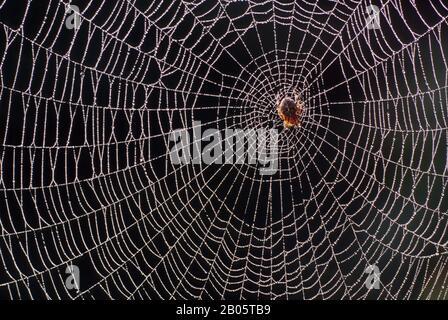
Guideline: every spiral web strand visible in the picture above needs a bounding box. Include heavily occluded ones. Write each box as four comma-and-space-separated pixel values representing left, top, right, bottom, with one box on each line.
0, 0, 447, 300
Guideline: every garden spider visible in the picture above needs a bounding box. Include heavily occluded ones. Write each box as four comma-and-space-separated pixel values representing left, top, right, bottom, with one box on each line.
275, 89, 304, 129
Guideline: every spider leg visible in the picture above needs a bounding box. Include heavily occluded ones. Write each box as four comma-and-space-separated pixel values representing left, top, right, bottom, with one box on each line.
297, 101, 304, 114
275, 92, 281, 107
293, 88, 301, 103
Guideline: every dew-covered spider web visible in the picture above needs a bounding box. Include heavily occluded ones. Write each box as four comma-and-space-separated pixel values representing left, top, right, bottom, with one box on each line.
0, 0, 448, 300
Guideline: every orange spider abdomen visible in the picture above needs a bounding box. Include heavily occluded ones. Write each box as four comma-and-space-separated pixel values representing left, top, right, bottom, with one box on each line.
277, 97, 302, 128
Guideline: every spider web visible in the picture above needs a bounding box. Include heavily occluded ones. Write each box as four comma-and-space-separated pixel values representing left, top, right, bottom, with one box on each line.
0, 0, 447, 300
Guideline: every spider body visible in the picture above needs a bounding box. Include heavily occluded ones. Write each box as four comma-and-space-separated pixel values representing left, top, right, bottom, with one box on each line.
276, 90, 304, 128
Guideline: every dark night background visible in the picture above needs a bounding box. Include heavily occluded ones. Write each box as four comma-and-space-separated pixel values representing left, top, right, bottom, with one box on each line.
0, 0, 447, 299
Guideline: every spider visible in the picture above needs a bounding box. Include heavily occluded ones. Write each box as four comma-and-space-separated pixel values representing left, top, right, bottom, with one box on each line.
275, 89, 304, 129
